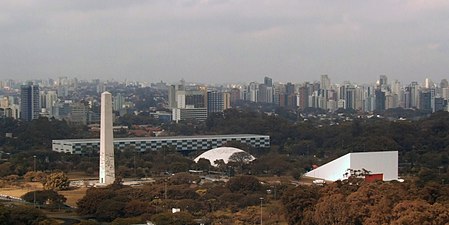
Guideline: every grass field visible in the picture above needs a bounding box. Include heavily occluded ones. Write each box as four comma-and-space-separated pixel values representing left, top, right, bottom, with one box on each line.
0, 182, 42, 198
59, 187, 87, 207
0, 181, 87, 207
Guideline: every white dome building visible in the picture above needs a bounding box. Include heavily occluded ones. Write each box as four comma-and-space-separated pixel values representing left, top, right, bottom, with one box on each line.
194, 147, 256, 167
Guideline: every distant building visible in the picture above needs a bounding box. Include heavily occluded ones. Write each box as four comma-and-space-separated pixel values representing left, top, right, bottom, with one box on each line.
20, 83, 40, 121
375, 89, 386, 112
419, 91, 432, 112
230, 88, 240, 106
52, 134, 270, 154
207, 91, 230, 115
172, 107, 208, 122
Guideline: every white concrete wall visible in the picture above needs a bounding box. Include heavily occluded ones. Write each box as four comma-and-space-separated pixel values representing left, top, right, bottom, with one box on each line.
304, 151, 398, 181
304, 154, 351, 181
349, 151, 398, 181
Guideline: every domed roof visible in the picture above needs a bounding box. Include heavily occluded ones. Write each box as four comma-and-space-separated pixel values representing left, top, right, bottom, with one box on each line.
194, 147, 255, 167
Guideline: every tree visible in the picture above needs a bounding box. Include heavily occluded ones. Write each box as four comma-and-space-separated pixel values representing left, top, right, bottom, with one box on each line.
311, 193, 351, 225
23, 171, 47, 182
94, 199, 126, 222
0, 205, 50, 225
169, 172, 200, 185
228, 152, 254, 165
42, 172, 70, 191
282, 185, 320, 225
227, 176, 262, 194
151, 211, 195, 225
77, 188, 116, 215
391, 200, 449, 225
194, 158, 211, 171
22, 190, 67, 208
123, 200, 157, 217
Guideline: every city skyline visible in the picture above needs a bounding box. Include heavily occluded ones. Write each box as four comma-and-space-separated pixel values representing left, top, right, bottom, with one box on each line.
1, 1, 449, 84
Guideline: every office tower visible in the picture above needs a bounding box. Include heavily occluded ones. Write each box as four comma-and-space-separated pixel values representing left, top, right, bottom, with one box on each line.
378, 75, 388, 86
434, 97, 446, 112
391, 80, 402, 108
207, 91, 224, 115
45, 91, 58, 117
375, 89, 386, 112
248, 82, 259, 102
168, 83, 186, 109
99, 92, 115, 185
424, 78, 434, 89
264, 76, 273, 87
321, 75, 330, 90
409, 82, 420, 108
285, 82, 295, 96
440, 79, 449, 89
297, 85, 309, 110
230, 88, 240, 106
257, 84, 268, 103
20, 83, 40, 121
68, 103, 88, 126
172, 89, 208, 122
419, 91, 432, 112
319, 75, 331, 110
256, 83, 273, 103
206, 91, 230, 114
345, 86, 356, 110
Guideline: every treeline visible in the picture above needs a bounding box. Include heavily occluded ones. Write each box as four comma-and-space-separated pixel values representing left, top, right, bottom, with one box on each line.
3, 108, 449, 183
173, 109, 449, 179
0, 117, 83, 152
283, 178, 449, 224
75, 174, 278, 224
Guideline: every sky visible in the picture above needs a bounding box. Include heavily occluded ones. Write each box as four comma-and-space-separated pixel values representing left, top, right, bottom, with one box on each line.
1, 0, 449, 85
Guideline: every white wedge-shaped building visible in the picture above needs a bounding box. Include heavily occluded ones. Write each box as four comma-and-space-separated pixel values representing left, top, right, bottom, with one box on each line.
304, 151, 398, 181
99, 92, 115, 185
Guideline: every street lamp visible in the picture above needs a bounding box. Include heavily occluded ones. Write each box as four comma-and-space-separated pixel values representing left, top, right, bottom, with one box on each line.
260, 197, 264, 225
33, 155, 36, 207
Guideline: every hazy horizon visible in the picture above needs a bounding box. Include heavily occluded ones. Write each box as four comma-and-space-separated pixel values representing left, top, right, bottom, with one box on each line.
1, 1, 448, 85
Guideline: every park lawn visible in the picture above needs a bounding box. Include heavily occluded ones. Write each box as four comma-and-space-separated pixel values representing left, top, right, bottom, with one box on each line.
0, 181, 87, 208
0, 182, 42, 198
59, 187, 88, 207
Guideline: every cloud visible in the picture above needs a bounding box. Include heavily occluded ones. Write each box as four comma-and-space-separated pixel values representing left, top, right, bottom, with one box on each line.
0, 0, 448, 84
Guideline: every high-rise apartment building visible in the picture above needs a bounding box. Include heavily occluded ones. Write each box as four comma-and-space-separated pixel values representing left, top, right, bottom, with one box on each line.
113, 93, 125, 111
20, 83, 40, 121
207, 91, 231, 115
230, 88, 240, 106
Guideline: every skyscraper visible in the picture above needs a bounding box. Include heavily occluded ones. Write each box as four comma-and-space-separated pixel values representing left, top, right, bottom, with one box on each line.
20, 82, 40, 121
264, 76, 273, 87
321, 75, 330, 91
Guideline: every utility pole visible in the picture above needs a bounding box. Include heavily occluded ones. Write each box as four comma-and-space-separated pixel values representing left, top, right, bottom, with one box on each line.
164, 179, 167, 200
33, 155, 36, 207
260, 197, 264, 225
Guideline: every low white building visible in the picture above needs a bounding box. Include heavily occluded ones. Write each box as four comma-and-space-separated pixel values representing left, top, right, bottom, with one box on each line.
304, 151, 398, 181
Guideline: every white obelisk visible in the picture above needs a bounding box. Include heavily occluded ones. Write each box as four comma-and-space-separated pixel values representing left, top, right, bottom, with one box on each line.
99, 91, 115, 185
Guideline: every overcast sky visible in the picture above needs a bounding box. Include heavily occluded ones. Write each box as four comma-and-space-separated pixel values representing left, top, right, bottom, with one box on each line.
1, 0, 449, 85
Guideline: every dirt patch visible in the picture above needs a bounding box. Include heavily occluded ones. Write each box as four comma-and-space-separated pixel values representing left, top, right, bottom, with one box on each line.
59, 187, 88, 207
0, 182, 87, 207
0, 182, 43, 198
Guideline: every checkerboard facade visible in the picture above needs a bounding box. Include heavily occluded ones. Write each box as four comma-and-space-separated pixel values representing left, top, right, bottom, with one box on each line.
52, 134, 270, 154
